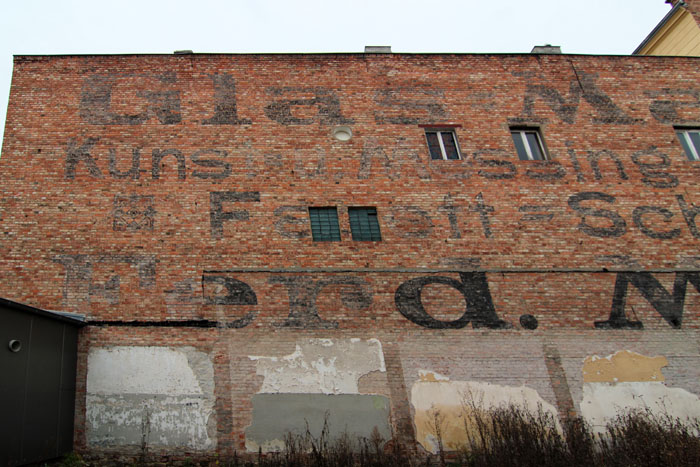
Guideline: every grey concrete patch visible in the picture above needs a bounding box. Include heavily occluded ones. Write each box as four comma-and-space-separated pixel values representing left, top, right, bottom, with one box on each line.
245, 393, 391, 452
86, 394, 213, 449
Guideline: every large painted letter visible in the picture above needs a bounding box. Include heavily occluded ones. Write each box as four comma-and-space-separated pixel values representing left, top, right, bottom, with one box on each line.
65, 138, 103, 179
648, 89, 700, 124
265, 87, 353, 125
201, 274, 257, 328
568, 192, 626, 238
595, 272, 700, 329
520, 72, 638, 124
80, 74, 180, 125
373, 87, 447, 124
395, 273, 509, 329
631, 148, 678, 189
202, 74, 251, 125
209, 191, 260, 239
270, 276, 372, 329
677, 195, 700, 238
632, 206, 680, 240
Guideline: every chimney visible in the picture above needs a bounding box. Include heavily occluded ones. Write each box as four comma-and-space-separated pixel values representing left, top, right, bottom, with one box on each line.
530, 44, 562, 54
364, 46, 392, 53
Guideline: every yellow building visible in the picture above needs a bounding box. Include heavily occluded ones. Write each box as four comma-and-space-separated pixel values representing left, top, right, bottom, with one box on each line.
634, 0, 700, 55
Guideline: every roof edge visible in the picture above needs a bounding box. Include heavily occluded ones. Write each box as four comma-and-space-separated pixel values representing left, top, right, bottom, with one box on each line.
12, 51, 700, 60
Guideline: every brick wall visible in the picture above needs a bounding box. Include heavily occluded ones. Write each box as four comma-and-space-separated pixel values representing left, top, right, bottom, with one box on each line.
684, 0, 700, 25
2, 52, 700, 457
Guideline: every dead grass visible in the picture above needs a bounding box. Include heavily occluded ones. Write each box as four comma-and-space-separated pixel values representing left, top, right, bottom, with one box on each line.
62, 407, 700, 466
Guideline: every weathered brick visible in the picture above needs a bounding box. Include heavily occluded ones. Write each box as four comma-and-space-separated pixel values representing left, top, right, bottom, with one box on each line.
1, 50, 700, 459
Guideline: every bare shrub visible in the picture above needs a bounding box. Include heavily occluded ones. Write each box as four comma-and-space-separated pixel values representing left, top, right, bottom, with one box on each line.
598, 409, 700, 467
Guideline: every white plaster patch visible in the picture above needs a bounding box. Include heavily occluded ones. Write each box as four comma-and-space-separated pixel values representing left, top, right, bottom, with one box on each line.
86, 346, 215, 450
250, 338, 386, 394
88, 346, 204, 395
411, 378, 560, 453
580, 382, 700, 433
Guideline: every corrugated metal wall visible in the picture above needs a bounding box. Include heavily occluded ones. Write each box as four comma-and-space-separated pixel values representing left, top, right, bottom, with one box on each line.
0, 301, 83, 466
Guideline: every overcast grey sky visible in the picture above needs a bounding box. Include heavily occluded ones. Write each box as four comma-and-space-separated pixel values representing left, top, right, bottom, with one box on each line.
0, 0, 672, 149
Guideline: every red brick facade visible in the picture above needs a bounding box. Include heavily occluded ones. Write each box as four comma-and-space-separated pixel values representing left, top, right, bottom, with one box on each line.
2, 51, 700, 457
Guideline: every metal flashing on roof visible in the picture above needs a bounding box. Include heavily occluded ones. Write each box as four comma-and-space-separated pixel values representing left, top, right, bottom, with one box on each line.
0, 297, 86, 326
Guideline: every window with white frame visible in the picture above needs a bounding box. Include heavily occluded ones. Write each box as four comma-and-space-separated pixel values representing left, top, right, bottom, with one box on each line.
510, 128, 548, 161
425, 129, 461, 160
675, 128, 700, 161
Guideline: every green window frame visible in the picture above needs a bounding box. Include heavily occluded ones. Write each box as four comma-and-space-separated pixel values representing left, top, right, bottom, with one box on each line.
349, 207, 382, 241
308, 207, 341, 241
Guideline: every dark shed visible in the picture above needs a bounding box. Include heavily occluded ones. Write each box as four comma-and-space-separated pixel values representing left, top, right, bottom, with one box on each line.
0, 297, 85, 466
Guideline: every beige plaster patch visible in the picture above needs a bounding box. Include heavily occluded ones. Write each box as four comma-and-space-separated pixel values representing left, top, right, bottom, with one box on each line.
582, 350, 667, 383
411, 375, 559, 453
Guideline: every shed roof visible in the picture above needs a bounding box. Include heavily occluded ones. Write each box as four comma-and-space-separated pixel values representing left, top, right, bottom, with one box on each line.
0, 297, 86, 327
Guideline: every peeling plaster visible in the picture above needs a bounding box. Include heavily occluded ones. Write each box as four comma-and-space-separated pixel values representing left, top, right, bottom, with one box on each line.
86, 346, 215, 450
418, 370, 450, 382
581, 382, 700, 432
411, 374, 559, 453
580, 350, 700, 433
250, 338, 386, 394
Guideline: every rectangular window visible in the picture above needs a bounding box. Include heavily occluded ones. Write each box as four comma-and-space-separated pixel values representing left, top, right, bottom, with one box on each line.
425, 130, 461, 160
349, 207, 382, 241
511, 128, 547, 160
308, 207, 341, 241
676, 128, 700, 161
